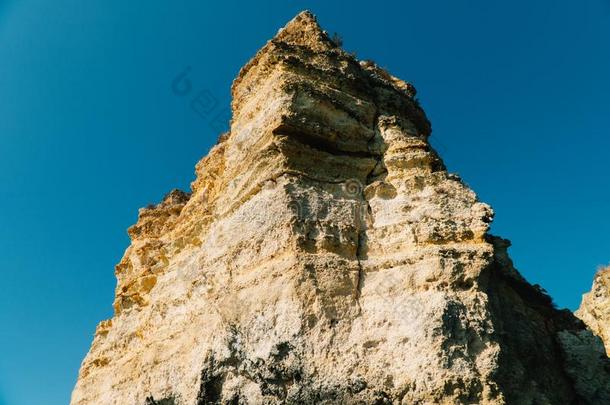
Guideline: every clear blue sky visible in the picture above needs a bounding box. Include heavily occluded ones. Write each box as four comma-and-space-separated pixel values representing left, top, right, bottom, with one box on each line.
0, 1, 608, 404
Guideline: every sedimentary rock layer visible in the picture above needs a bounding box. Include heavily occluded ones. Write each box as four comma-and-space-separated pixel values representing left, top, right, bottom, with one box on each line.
72, 11, 610, 405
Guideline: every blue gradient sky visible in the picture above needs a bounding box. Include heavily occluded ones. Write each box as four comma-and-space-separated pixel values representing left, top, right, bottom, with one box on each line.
1, 1, 609, 404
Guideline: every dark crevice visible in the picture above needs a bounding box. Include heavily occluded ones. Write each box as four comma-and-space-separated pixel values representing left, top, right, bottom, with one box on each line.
273, 124, 379, 159
197, 328, 304, 404
144, 396, 176, 405
353, 110, 384, 310
197, 358, 224, 404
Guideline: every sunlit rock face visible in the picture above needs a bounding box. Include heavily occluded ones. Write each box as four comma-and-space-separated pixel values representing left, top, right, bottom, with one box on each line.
72, 11, 610, 405
578, 267, 610, 355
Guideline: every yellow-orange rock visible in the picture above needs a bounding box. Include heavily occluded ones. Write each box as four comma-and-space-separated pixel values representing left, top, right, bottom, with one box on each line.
577, 266, 610, 355
72, 11, 610, 405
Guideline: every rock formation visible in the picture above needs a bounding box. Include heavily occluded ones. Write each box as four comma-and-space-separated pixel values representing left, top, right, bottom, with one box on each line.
72, 11, 610, 405
578, 266, 610, 355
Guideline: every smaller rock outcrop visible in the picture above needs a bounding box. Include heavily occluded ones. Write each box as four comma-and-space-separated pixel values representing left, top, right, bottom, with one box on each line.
577, 266, 610, 354
115, 189, 191, 314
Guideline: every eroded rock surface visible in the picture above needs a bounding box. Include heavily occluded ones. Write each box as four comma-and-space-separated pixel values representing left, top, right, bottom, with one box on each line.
72, 11, 610, 405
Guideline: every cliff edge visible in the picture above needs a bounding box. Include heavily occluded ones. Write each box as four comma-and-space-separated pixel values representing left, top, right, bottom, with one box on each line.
72, 11, 610, 404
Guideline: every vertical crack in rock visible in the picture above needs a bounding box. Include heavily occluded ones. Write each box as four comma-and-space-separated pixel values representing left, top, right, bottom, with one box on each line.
353, 110, 384, 309
72, 10, 610, 405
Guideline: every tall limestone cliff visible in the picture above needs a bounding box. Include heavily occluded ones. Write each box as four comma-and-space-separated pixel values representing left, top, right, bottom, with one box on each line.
72, 11, 610, 405
578, 266, 610, 355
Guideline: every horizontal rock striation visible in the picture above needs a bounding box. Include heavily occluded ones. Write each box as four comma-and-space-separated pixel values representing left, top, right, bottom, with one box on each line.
72, 11, 610, 405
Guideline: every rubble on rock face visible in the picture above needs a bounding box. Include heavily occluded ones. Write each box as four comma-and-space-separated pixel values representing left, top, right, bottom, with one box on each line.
72, 11, 610, 405
577, 266, 610, 355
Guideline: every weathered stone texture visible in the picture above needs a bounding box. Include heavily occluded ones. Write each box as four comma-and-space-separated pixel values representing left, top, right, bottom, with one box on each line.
72, 11, 610, 405
578, 266, 610, 354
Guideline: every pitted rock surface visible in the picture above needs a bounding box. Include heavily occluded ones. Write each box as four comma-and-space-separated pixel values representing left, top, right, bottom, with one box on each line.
72, 11, 610, 405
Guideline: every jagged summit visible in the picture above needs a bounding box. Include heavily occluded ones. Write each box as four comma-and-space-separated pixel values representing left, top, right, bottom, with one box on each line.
72, 11, 610, 405
273, 11, 336, 51
232, 10, 430, 156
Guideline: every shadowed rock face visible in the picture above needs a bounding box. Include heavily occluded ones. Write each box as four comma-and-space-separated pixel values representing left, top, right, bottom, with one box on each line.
71, 11, 610, 405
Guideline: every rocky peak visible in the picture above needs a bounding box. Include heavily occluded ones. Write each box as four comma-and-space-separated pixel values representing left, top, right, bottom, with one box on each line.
273, 11, 337, 51
72, 11, 610, 405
